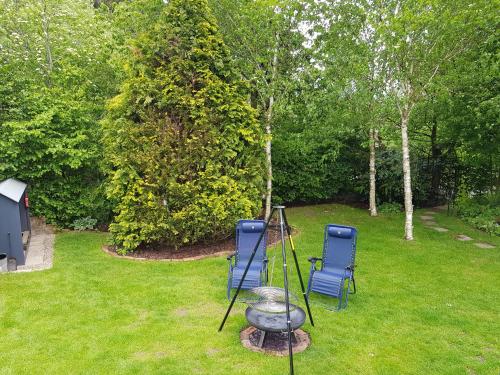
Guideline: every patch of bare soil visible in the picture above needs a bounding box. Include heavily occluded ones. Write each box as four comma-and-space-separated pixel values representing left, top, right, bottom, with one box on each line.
240, 326, 310, 356
104, 220, 291, 261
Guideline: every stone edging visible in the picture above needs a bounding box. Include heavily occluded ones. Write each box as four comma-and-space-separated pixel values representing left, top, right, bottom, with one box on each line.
101, 245, 232, 262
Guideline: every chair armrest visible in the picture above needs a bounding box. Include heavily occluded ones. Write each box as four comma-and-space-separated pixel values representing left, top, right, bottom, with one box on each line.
308, 257, 323, 264
344, 264, 355, 279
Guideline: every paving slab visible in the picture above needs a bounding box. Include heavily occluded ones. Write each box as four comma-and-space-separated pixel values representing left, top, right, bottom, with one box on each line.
14, 218, 54, 273
420, 215, 435, 220
432, 227, 449, 232
474, 242, 495, 249
456, 234, 473, 241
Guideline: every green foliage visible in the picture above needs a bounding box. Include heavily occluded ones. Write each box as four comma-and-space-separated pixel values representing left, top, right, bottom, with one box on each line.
455, 191, 499, 235
0, 0, 117, 227
71, 216, 98, 231
103, 0, 264, 252
378, 202, 403, 214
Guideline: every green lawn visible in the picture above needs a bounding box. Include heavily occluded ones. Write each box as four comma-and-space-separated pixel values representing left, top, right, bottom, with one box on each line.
1, 204, 499, 374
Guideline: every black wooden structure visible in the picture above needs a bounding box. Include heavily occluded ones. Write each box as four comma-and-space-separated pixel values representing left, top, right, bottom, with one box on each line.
0, 178, 31, 266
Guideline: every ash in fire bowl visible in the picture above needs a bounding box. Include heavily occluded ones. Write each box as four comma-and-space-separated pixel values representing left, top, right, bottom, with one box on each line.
240, 326, 310, 356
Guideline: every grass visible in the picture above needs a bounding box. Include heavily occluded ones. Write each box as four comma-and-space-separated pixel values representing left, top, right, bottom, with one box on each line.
0, 204, 499, 374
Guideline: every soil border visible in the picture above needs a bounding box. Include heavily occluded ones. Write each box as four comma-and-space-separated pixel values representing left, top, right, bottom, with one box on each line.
101, 224, 298, 262
102, 245, 233, 262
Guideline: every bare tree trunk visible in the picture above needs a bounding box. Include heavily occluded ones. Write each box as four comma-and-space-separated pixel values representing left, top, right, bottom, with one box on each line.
264, 101, 273, 220
41, 0, 53, 87
264, 32, 279, 220
369, 128, 378, 216
401, 105, 414, 240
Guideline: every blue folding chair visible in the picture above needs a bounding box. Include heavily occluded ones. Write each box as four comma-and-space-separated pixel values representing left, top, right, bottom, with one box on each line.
306, 224, 357, 310
226, 220, 268, 300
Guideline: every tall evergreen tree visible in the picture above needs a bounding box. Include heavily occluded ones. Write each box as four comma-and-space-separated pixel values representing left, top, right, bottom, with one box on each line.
103, 0, 264, 252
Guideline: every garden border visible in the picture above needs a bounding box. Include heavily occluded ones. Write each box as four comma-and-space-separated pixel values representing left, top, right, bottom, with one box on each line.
101, 224, 299, 262
101, 245, 233, 262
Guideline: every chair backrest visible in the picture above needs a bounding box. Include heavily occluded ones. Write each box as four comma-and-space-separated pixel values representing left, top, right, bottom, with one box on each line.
321, 224, 357, 273
235, 220, 267, 265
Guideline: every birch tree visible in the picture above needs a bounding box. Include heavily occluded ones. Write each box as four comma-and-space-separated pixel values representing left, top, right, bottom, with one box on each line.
374, 0, 486, 239
316, 0, 385, 216
209, 0, 307, 219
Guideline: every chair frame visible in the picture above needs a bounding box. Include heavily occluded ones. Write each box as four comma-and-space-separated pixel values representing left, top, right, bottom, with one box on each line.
226, 220, 268, 300
306, 224, 357, 310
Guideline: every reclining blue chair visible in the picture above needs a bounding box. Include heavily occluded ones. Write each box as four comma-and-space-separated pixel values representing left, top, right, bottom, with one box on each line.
306, 224, 357, 310
227, 220, 268, 300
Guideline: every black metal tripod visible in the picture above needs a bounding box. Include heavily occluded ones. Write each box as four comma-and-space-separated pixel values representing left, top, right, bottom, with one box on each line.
218, 206, 314, 375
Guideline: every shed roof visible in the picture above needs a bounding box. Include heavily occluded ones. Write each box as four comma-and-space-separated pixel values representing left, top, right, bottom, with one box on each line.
0, 178, 27, 202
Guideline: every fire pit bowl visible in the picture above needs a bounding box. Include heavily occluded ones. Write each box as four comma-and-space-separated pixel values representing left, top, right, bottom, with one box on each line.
245, 303, 306, 332
244, 302, 307, 350
241, 286, 309, 350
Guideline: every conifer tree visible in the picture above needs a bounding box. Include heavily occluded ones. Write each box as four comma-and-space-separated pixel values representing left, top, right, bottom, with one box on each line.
103, 0, 263, 252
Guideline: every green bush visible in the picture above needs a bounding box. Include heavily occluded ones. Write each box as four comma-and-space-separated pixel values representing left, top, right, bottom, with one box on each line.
0, 92, 111, 227
71, 217, 98, 231
0, 1, 116, 227
103, 0, 264, 253
378, 202, 403, 214
455, 193, 499, 235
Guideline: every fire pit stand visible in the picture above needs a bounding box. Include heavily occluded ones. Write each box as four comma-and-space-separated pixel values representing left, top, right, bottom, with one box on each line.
219, 206, 314, 375
245, 302, 306, 348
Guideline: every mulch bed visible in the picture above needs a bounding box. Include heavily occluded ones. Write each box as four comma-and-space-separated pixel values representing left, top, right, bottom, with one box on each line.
103, 220, 291, 261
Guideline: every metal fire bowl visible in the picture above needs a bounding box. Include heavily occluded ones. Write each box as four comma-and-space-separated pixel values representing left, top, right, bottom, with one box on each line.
245, 303, 306, 333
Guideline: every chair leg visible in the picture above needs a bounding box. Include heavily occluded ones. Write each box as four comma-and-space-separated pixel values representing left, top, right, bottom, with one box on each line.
349, 275, 356, 294
337, 290, 343, 311
306, 268, 315, 299
343, 278, 351, 309
227, 274, 232, 301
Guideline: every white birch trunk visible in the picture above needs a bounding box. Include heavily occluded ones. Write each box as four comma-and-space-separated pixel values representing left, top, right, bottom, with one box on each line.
401, 106, 414, 240
41, 0, 53, 86
264, 102, 273, 220
264, 32, 279, 220
369, 128, 378, 217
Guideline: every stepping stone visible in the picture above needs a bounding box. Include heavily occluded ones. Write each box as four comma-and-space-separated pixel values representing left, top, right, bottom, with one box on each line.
423, 221, 438, 227
474, 242, 495, 249
420, 215, 435, 220
424, 211, 436, 215
456, 234, 473, 241
433, 227, 449, 232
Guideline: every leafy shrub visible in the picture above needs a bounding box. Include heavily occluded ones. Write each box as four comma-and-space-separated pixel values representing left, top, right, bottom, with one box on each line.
71, 217, 98, 231
0, 2, 116, 227
0, 93, 112, 227
455, 192, 499, 235
103, 0, 264, 253
378, 202, 403, 214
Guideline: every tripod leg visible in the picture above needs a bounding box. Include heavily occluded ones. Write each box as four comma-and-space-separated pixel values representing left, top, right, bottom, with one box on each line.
277, 207, 294, 375
218, 208, 276, 332
282, 210, 315, 327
